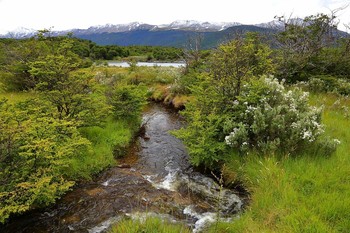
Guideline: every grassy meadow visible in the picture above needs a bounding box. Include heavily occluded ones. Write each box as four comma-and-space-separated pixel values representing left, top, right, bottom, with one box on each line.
208, 93, 350, 232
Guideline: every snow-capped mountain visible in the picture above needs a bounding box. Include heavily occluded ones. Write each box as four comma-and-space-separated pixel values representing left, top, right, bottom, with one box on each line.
158, 20, 241, 31
70, 20, 242, 34
70, 22, 156, 35
0, 20, 243, 38
1, 27, 37, 38
256, 18, 305, 30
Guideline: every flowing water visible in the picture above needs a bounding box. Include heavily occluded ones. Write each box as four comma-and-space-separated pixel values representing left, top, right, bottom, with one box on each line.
1, 103, 242, 233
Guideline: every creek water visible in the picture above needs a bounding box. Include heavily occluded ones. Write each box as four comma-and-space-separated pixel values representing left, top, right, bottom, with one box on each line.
1, 103, 242, 233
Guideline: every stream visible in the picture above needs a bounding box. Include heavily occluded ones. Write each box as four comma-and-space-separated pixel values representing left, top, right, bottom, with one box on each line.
1, 103, 242, 233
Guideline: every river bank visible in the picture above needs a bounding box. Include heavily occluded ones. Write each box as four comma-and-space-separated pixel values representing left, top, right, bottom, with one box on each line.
1, 103, 243, 233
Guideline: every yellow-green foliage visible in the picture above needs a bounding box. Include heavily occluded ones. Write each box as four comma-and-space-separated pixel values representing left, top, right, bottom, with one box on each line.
109, 216, 191, 233
0, 91, 37, 104
82, 66, 180, 87
149, 84, 170, 101
0, 99, 91, 223
210, 93, 350, 232
82, 66, 187, 107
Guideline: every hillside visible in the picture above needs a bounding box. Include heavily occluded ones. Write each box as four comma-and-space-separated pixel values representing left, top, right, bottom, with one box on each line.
76, 25, 277, 49
0, 21, 277, 49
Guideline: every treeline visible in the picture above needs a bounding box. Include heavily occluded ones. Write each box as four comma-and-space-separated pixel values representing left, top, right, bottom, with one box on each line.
0, 34, 183, 63
0, 36, 182, 91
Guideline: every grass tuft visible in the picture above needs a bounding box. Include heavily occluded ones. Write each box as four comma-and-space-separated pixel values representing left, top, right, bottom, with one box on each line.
109, 216, 191, 233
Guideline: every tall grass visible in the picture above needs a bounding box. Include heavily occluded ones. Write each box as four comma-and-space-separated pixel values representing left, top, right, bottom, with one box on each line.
209, 93, 350, 232
109, 216, 191, 233
81, 66, 188, 107
67, 117, 135, 179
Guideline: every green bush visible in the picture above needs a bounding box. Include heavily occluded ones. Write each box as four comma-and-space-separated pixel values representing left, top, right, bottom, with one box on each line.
224, 76, 336, 155
0, 99, 91, 223
175, 76, 338, 169
308, 75, 350, 96
109, 83, 147, 122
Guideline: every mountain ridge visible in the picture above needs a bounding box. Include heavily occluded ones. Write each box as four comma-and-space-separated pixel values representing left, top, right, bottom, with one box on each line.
0, 20, 261, 38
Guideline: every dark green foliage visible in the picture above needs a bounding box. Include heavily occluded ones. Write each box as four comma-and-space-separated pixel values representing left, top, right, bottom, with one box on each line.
174, 35, 276, 168
109, 83, 147, 122
26, 39, 109, 126
0, 36, 91, 91
308, 75, 350, 95
172, 80, 229, 168
275, 13, 350, 83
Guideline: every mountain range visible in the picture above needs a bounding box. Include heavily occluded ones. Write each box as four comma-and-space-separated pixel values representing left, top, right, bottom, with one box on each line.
0, 20, 286, 48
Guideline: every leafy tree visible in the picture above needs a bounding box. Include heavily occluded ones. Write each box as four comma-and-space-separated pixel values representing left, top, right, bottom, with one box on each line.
174, 35, 275, 168
28, 39, 109, 126
0, 38, 50, 90
209, 32, 275, 100
0, 99, 92, 223
109, 83, 147, 122
275, 13, 340, 82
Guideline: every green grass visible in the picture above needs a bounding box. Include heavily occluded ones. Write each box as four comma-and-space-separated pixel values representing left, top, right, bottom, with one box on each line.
64, 117, 136, 179
208, 93, 350, 232
109, 216, 191, 233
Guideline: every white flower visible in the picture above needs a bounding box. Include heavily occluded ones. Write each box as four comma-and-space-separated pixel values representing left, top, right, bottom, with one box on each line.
302, 130, 314, 142
225, 128, 239, 145
333, 139, 341, 145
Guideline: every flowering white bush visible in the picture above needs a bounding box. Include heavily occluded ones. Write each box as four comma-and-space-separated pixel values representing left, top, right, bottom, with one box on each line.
225, 76, 334, 154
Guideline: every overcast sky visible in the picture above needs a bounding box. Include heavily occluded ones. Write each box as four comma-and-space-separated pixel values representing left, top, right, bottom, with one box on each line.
0, 0, 349, 34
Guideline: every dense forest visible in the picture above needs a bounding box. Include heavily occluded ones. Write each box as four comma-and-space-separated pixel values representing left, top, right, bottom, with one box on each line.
1, 12, 350, 232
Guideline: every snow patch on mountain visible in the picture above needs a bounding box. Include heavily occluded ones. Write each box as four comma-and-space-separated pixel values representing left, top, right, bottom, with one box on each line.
158, 20, 241, 31
0, 27, 36, 38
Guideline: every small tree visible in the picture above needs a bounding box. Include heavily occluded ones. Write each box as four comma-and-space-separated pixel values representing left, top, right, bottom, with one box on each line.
109, 83, 147, 122
183, 33, 204, 73
209, 32, 275, 100
28, 39, 109, 126
174, 34, 276, 168
275, 12, 340, 82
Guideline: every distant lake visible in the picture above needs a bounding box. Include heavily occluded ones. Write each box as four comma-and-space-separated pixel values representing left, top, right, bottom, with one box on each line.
108, 61, 186, 68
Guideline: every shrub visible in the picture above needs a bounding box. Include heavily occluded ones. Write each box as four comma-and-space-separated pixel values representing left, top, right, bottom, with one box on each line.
109, 83, 147, 122
175, 76, 338, 169
224, 77, 332, 155
308, 75, 350, 96
0, 99, 91, 223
